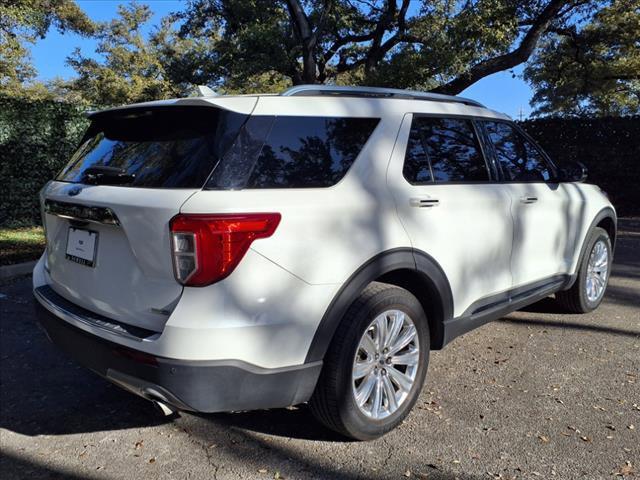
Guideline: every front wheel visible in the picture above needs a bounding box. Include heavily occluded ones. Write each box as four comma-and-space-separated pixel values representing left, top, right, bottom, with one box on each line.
556, 227, 612, 313
310, 282, 429, 440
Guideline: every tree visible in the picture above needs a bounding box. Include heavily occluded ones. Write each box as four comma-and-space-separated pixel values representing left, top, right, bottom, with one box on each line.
66, 3, 189, 105
524, 0, 640, 116
177, 0, 600, 94
0, 0, 94, 95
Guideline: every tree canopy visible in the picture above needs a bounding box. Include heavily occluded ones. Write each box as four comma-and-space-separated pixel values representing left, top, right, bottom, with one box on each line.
524, 0, 640, 116
0, 0, 638, 116
0, 0, 94, 94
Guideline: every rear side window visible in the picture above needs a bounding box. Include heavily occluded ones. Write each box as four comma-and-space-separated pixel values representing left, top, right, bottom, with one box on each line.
57, 107, 247, 188
207, 116, 379, 189
403, 117, 488, 183
483, 121, 553, 182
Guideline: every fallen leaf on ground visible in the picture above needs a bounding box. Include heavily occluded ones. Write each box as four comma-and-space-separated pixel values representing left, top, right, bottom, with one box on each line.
134, 440, 143, 449
538, 435, 550, 443
149, 457, 156, 464
613, 461, 634, 477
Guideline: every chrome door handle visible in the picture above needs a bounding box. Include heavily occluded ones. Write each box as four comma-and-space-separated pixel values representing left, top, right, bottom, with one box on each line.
410, 197, 440, 208
520, 196, 538, 204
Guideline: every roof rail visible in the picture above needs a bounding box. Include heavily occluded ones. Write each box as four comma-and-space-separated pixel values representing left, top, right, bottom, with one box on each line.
281, 85, 485, 108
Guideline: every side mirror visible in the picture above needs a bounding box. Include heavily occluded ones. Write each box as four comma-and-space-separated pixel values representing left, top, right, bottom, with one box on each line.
556, 160, 588, 183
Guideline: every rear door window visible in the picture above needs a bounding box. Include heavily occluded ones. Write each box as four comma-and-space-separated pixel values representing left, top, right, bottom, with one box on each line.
483, 121, 554, 182
403, 117, 489, 183
57, 107, 247, 188
206, 116, 380, 189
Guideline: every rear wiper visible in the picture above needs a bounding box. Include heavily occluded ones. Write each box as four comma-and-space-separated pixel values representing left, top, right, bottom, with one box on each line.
82, 166, 136, 185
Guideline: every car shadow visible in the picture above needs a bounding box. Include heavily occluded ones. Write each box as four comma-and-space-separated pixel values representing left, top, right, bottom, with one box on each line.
196, 405, 347, 442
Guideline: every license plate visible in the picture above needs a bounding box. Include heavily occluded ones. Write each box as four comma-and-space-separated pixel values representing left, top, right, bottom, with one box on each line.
66, 228, 98, 267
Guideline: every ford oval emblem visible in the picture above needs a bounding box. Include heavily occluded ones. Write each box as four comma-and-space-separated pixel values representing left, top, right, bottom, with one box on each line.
68, 186, 82, 197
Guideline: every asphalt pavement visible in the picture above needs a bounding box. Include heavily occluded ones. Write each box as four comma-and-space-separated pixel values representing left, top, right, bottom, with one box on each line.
1, 220, 638, 479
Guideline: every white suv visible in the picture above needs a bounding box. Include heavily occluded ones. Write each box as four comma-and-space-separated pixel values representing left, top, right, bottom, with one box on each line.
34, 85, 616, 440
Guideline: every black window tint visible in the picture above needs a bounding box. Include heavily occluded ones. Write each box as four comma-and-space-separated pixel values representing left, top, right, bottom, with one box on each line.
403, 121, 432, 183
403, 117, 488, 183
484, 121, 553, 182
57, 107, 247, 188
245, 116, 379, 188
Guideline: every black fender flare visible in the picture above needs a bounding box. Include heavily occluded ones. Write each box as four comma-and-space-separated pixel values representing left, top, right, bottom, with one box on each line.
563, 206, 617, 290
304, 248, 454, 363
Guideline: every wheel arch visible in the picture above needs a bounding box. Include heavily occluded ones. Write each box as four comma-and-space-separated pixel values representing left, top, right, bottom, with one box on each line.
304, 248, 454, 363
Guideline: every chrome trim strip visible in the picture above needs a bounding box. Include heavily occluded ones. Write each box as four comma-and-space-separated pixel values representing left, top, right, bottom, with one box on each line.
34, 287, 158, 342
44, 199, 121, 226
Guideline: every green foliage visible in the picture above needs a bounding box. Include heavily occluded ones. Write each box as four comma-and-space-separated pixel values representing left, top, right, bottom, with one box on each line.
176, 0, 598, 95
524, 0, 640, 116
0, 0, 95, 94
0, 96, 89, 226
66, 3, 195, 106
520, 116, 640, 216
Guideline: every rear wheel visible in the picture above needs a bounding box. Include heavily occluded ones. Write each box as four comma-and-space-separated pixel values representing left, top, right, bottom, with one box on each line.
556, 227, 612, 313
310, 282, 429, 440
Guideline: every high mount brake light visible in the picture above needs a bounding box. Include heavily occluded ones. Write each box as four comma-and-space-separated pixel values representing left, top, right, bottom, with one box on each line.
169, 213, 281, 286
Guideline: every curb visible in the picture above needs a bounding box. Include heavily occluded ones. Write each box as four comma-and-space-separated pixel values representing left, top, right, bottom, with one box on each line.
0, 260, 37, 280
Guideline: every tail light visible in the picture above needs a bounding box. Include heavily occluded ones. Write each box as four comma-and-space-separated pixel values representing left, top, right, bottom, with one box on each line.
169, 213, 281, 286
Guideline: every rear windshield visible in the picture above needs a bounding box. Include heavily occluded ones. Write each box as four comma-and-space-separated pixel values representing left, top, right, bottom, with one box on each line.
57, 106, 248, 188
58, 108, 379, 190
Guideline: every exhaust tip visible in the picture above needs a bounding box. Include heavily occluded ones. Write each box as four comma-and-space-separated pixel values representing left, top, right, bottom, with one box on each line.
151, 399, 178, 417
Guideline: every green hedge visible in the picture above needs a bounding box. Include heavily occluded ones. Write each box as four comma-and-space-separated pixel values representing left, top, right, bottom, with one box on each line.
0, 96, 89, 226
519, 116, 640, 217
0, 96, 638, 227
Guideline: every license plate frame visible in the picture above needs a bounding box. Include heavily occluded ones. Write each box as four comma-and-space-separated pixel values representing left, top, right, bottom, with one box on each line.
65, 227, 98, 267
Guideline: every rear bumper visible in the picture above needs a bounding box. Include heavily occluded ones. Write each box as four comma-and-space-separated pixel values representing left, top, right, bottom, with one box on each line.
35, 299, 322, 413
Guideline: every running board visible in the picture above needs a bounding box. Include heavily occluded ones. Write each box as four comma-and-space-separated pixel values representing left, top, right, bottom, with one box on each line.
440, 275, 569, 347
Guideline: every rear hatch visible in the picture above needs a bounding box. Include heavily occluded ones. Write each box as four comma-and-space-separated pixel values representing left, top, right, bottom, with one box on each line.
41, 101, 254, 332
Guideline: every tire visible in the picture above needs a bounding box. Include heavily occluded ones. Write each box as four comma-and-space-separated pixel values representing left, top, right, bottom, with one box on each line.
310, 282, 430, 440
556, 227, 612, 313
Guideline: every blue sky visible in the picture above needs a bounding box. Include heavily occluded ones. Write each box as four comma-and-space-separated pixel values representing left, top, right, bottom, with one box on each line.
31, 0, 534, 119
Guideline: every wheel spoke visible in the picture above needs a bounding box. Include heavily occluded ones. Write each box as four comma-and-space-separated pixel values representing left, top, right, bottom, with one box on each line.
391, 347, 419, 366
374, 315, 387, 351
360, 332, 377, 358
355, 372, 376, 406
382, 375, 398, 412
387, 366, 413, 394
385, 312, 404, 349
389, 325, 416, 356
353, 360, 374, 380
371, 376, 383, 418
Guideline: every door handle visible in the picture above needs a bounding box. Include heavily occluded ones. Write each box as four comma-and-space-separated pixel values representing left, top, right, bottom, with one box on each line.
520, 196, 538, 204
410, 197, 440, 208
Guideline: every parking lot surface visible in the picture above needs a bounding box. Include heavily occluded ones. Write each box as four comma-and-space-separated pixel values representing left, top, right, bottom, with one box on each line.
1, 220, 638, 479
